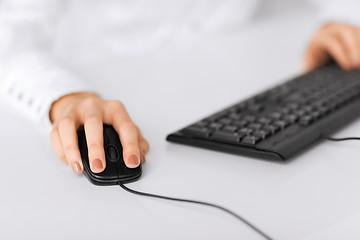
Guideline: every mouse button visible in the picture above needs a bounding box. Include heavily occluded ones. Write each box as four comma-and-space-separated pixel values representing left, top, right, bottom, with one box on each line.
103, 129, 112, 147
106, 144, 120, 162
104, 125, 120, 142
116, 162, 142, 180
89, 161, 119, 180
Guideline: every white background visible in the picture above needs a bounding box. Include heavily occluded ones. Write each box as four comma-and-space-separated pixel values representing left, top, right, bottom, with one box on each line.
1, 2, 360, 240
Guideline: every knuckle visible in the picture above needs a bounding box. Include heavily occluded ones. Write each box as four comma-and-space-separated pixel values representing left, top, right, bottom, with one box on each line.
344, 25, 355, 33
107, 100, 125, 111
62, 104, 78, 116
88, 143, 103, 152
63, 144, 78, 155
58, 117, 74, 129
324, 23, 337, 33
340, 28, 354, 40
82, 97, 99, 108
58, 153, 66, 162
123, 142, 139, 151
120, 121, 136, 130
85, 115, 102, 125
50, 127, 59, 138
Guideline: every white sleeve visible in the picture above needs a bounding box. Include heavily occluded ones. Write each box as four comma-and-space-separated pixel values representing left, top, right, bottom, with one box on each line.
0, 0, 91, 130
309, 0, 360, 27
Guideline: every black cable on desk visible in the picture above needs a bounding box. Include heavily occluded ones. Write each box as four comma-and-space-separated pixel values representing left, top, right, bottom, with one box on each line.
323, 136, 360, 141
119, 182, 274, 240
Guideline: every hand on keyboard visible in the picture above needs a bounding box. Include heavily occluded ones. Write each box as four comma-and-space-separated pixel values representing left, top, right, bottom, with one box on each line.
303, 23, 360, 72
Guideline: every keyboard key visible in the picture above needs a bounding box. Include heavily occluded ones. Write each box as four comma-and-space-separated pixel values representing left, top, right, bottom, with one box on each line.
302, 105, 313, 113
286, 93, 303, 102
194, 121, 208, 127
257, 117, 272, 125
234, 103, 247, 112
253, 130, 271, 139
232, 120, 248, 128
247, 103, 264, 112
211, 130, 245, 143
244, 115, 256, 122
314, 100, 326, 107
222, 125, 238, 132
273, 120, 290, 129
262, 124, 280, 134
228, 106, 240, 113
299, 115, 314, 126
311, 111, 321, 120
269, 112, 282, 120
209, 122, 223, 130
248, 123, 262, 130
183, 126, 212, 138
287, 103, 300, 110
317, 106, 330, 116
241, 135, 261, 146
207, 112, 227, 121
295, 109, 306, 117
228, 113, 243, 120
238, 127, 254, 135
279, 107, 291, 115
283, 114, 298, 123
218, 118, 232, 125
268, 94, 282, 102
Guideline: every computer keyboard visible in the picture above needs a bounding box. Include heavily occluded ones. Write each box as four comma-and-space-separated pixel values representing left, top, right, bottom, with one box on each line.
166, 64, 360, 160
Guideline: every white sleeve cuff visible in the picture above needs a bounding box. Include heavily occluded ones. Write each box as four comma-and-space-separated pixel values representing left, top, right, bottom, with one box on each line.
0, 53, 92, 132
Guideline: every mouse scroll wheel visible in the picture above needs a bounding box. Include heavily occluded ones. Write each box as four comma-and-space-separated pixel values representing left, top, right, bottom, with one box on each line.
106, 145, 120, 162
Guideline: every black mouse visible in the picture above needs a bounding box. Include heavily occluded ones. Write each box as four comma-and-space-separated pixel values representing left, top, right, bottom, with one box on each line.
78, 124, 142, 186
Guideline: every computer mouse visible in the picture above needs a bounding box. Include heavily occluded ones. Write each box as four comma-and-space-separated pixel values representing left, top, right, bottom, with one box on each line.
77, 124, 142, 186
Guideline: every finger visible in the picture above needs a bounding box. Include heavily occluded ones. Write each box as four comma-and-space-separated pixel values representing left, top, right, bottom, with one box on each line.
136, 126, 149, 151
106, 101, 141, 168
58, 115, 83, 174
118, 121, 141, 168
84, 111, 106, 173
320, 33, 353, 70
353, 31, 360, 68
139, 136, 149, 163
303, 42, 330, 73
338, 27, 360, 68
137, 127, 149, 163
50, 126, 66, 164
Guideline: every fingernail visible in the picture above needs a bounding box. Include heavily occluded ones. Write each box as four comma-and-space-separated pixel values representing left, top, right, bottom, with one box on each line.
71, 162, 81, 174
127, 154, 139, 168
91, 158, 103, 171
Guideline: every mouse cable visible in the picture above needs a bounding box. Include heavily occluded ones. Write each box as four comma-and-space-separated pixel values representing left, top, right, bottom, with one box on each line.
323, 135, 360, 141
119, 182, 274, 240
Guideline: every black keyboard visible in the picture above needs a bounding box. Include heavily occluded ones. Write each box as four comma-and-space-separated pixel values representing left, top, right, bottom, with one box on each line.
166, 64, 360, 160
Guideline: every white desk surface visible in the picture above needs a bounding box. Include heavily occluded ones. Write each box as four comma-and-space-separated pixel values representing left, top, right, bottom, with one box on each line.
1, 5, 360, 240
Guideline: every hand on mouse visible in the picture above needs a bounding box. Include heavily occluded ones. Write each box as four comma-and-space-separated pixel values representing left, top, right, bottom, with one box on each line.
49, 92, 149, 174
303, 23, 360, 72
